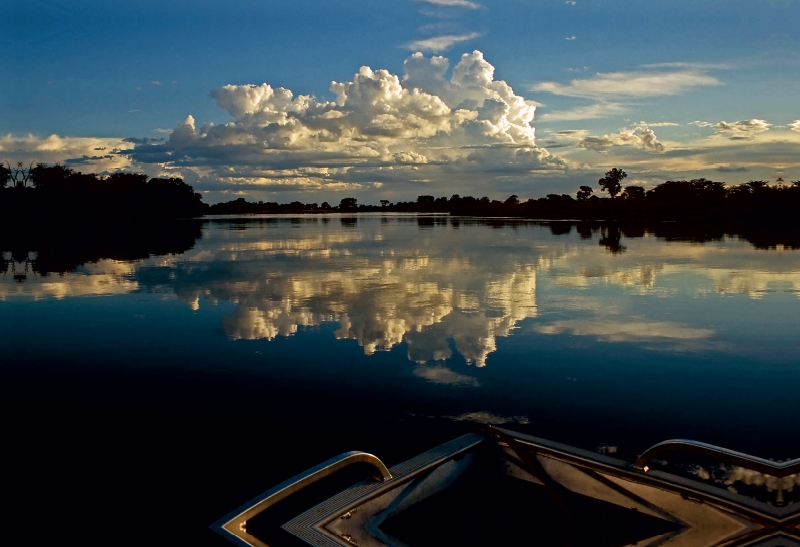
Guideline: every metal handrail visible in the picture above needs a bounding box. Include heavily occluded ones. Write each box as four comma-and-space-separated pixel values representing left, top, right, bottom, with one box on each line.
214, 451, 392, 547
634, 439, 800, 478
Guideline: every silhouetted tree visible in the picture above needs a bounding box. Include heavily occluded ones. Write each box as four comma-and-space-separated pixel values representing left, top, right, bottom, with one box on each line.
339, 197, 357, 211
4, 165, 207, 221
320, 202, 331, 210
576, 185, 593, 201
504, 194, 519, 206
745, 180, 770, 192
622, 185, 645, 201
0, 163, 10, 188
380, 200, 390, 208
598, 168, 627, 198
9, 162, 35, 188
645, 179, 726, 216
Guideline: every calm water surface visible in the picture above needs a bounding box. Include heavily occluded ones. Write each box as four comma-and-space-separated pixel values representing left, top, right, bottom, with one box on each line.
4, 214, 799, 451
3, 214, 800, 545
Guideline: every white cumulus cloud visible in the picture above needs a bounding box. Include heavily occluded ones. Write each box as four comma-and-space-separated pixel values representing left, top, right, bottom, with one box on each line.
556, 123, 665, 152
694, 119, 772, 140
0, 134, 134, 173
126, 50, 565, 196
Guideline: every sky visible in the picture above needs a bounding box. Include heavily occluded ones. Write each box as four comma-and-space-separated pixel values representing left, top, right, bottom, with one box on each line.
3, 0, 799, 204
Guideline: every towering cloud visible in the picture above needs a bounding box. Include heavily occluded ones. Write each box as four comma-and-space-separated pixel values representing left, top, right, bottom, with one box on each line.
128, 51, 564, 196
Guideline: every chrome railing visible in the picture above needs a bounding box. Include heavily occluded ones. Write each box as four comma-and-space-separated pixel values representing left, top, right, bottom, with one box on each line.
634, 439, 800, 477
214, 451, 392, 547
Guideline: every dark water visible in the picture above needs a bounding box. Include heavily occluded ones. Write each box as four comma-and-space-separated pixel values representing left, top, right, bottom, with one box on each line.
3, 214, 800, 545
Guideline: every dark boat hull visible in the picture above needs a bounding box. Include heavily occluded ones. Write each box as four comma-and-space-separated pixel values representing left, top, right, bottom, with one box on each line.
213, 428, 800, 547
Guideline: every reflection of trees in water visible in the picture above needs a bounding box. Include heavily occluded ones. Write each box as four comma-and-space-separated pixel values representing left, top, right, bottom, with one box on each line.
548, 223, 572, 236
3, 216, 798, 282
553, 221, 800, 252
0, 221, 202, 279
598, 225, 626, 255
1, 250, 35, 282
5, 215, 800, 365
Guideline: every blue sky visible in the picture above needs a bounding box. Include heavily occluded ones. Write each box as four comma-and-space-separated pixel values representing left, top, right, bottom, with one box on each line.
4, 0, 799, 203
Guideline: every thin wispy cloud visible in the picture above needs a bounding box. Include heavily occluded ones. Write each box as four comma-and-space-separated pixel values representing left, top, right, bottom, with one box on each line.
531, 69, 720, 98
538, 102, 626, 122
641, 61, 734, 70
406, 32, 481, 52
416, 0, 481, 8
565, 36, 576, 41
789, 120, 800, 132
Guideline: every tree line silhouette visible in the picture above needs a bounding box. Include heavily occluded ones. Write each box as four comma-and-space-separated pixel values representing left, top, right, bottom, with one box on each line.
4, 164, 799, 224
0, 163, 207, 222
211, 169, 800, 222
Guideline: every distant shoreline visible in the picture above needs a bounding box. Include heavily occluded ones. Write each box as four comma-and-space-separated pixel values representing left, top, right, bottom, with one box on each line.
4, 165, 799, 226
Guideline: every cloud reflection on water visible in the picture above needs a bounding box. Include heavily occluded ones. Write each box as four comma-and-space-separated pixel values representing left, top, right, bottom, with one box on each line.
0, 259, 138, 300
534, 319, 713, 342
207, 250, 537, 367
4, 217, 800, 367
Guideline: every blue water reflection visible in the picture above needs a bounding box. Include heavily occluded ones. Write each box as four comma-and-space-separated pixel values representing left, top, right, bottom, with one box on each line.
3, 214, 800, 453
